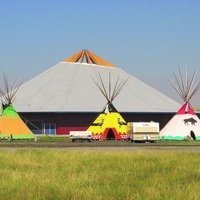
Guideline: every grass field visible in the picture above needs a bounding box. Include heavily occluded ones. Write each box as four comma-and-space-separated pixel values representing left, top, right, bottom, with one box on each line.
0, 149, 200, 200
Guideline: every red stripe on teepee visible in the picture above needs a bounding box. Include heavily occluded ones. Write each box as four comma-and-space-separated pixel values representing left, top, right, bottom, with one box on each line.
176, 102, 195, 115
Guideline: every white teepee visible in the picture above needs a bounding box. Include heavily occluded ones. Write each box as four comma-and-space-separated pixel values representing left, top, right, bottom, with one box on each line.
160, 67, 200, 140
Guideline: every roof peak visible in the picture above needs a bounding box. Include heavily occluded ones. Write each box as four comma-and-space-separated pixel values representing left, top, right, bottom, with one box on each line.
63, 49, 114, 67
176, 102, 195, 115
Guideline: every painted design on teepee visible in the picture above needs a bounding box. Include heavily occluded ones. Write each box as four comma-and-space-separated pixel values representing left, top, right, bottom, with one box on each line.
160, 67, 200, 140
0, 74, 34, 140
87, 73, 128, 140
64, 49, 114, 67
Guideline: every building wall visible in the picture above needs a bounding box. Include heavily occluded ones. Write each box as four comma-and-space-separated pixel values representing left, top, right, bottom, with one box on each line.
20, 112, 176, 135
123, 112, 175, 128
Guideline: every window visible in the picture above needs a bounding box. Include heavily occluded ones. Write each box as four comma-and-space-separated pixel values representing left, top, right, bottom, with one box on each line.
44, 123, 56, 135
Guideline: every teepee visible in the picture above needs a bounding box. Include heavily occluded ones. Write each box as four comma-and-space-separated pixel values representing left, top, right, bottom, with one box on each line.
87, 73, 128, 140
160, 67, 200, 140
0, 74, 34, 140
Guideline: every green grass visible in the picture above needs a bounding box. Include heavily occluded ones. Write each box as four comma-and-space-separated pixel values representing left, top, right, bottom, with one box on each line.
32, 135, 200, 145
35, 135, 70, 142
4, 134, 200, 145
2, 133, 200, 145
0, 150, 200, 200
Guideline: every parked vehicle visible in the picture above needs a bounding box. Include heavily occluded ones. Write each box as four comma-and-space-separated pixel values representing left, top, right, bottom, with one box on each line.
127, 122, 159, 142
69, 131, 92, 142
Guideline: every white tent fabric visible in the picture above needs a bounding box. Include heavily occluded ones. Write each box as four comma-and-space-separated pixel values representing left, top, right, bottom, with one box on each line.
160, 102, 200, 140
160, 113, 200, 140
13, 62, 180, 113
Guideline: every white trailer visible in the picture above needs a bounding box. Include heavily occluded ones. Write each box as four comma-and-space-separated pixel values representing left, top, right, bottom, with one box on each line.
127, 122, 159, 142
69, 131, 92, 142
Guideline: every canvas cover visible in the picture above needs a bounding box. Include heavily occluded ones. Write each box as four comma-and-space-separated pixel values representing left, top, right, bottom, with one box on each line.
0, 106, 34, 139
160, 102, 200, 140
12, 62, 180, 113
87, 110, 128, 140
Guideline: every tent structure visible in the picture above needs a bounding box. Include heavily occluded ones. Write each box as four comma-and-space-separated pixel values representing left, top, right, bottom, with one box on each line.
160, 68, 200, 140
0, 105, 34, 139
0, 75, 34, 140
9, 49, 180, 135
87, 73, 128, 140
13, 50, 180, 113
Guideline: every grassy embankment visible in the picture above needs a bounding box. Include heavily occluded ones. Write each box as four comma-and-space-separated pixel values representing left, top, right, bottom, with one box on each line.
0, 150, 200, 200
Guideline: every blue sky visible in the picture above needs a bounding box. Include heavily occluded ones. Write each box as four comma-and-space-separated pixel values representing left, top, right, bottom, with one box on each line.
0, 0, 200, 106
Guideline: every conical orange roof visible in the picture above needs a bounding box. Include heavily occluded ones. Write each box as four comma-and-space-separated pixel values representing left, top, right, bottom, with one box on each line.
64, 49, 114, 67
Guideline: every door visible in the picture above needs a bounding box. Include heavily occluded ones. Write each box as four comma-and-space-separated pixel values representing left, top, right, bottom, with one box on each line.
107, 129, 115, 140
44, 123, 56, 135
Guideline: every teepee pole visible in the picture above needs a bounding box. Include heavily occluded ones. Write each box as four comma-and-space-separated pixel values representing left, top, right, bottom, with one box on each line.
109, 72, 111, 100
178, 66, 186, 97
92, 76, 109, 101
112, 78, 129, 101
92, 72, 128, 110
111, 77, 120, 102
185, 65, 189, 96
0, 73, 21, 106
98, 73, 109, 101
170, 67, 200, 104
186, 68, 198, 101
187, 81, 200, 102
169, 77, 184, 100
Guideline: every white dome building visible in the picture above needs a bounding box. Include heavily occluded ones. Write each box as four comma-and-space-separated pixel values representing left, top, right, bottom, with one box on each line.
12, 50, 180, 135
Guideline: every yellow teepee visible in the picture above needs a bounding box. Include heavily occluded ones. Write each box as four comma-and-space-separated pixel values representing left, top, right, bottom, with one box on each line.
87, 73, 128, 140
